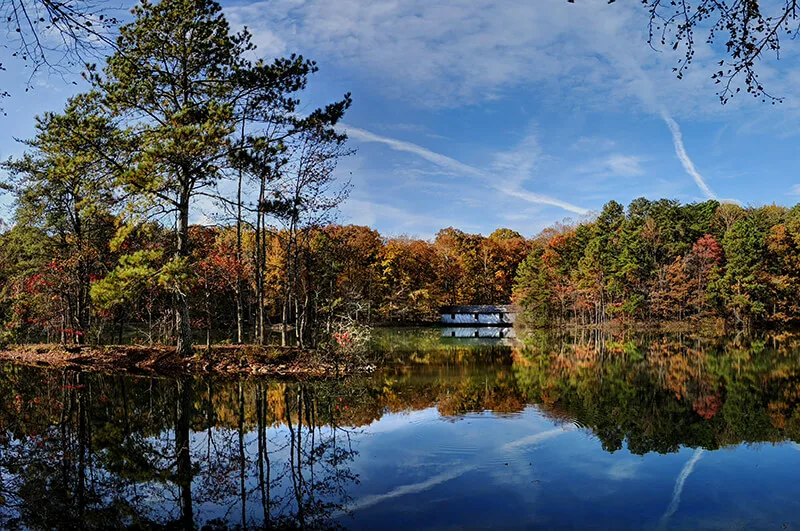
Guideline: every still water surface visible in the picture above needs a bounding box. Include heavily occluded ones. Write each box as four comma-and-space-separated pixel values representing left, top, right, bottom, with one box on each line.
2, 328, 800, 529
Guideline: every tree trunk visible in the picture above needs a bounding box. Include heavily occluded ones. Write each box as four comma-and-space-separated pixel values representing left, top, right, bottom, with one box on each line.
256, 174, 267, 345
175, 194, 193, 357
206, 313, 211, 350
74, 209, 88, 345
236, 113, 246, 345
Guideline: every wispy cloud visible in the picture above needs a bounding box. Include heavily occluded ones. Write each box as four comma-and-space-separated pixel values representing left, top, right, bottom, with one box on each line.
659, 449, 704, 529
574, 153, 646, 179
342, 125, 589, 215
661, 112, 717, 200
378, 122, 452, 141
605, 154, 645, 177
571, 136, 617, 152
501, 427, 572, 451
345, 464, 476, 513
226, 0, 738, 114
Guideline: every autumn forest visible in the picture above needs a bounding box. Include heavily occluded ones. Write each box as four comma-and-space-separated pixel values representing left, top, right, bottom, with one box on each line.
515, 198, 800, 330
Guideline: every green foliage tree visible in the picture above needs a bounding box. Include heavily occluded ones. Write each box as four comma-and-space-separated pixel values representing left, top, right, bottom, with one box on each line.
513, 248, 552, 326
512, 199, 800, 329
88, 0, 351, 354
3, 93, 119, 342
720, 209, 777, 328
91, 0, 252, 355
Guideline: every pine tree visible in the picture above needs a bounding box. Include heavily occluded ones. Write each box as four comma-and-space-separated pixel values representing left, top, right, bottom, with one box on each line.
3, 93, 119, 343
91, 0, 350, 353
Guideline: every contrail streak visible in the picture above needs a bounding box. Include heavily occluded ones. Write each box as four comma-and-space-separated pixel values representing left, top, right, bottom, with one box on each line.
341, 125, 589, 215
345, 464, 476, 513
343, 125, 484, 178
661, 112, 717, 200
501, 427, 572, 451
659, 449, 704, 529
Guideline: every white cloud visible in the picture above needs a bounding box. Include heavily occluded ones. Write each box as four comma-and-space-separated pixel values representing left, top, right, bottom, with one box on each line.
490, 130, 542, 185
574, 153, 646, 179
378, 122, 451, 141
226, 0, 759, 116
661, 112, 717, 200
605, 154, 645, 177
788, 184, 800, 196
659, 449, 704, 529
341, 124, 589, 215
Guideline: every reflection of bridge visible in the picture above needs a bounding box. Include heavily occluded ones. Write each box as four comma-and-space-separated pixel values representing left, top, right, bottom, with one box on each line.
442, 327, 515, 338
440, 326, 519, 346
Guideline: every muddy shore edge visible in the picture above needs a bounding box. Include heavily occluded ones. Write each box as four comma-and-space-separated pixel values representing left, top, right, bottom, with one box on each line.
0, 344, 375, 378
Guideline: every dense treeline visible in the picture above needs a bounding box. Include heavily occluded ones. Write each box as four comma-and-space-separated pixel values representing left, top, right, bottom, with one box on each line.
0, 220, 530, 346
513, 198, 800, 330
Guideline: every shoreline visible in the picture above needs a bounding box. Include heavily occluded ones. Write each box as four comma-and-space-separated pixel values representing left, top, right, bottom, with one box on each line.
0, 344, 376, 378
514, 317, 730, 334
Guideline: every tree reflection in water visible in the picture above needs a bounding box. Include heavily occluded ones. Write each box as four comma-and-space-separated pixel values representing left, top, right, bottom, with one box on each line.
0, 371, 360, 529
3, 331, 800, 527
513, 329, 800, 453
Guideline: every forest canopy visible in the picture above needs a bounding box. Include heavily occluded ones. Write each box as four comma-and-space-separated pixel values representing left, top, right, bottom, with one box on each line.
0, 217, 531, 346
513, 198, 800, 330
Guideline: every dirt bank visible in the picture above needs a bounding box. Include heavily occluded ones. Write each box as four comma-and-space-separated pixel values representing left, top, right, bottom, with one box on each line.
0, 344, 375, 378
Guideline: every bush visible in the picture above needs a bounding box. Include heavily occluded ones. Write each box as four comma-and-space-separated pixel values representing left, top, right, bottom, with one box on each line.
326, 316, 372, 366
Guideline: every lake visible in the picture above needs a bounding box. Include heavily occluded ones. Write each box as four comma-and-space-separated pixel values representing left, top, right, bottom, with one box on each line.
2, 327, 800, 529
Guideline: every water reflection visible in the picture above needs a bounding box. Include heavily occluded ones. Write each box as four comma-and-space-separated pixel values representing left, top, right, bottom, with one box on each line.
514, 329, 800, 453
0, 371, 361, 529
3, 330, 800, 528
439, 327, 518, 348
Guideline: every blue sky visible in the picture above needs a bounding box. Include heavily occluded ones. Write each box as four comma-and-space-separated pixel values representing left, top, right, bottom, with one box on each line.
3, 0, 800, 238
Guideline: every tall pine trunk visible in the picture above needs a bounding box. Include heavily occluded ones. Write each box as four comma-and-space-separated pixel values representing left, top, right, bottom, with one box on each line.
175, 192, 193, 357
255, 172, 267, 345
235, 112, 246, 344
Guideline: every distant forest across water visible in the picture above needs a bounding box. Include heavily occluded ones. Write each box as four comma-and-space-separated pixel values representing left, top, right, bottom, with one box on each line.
0, 220, 531, 346
515, 198, 800, 330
